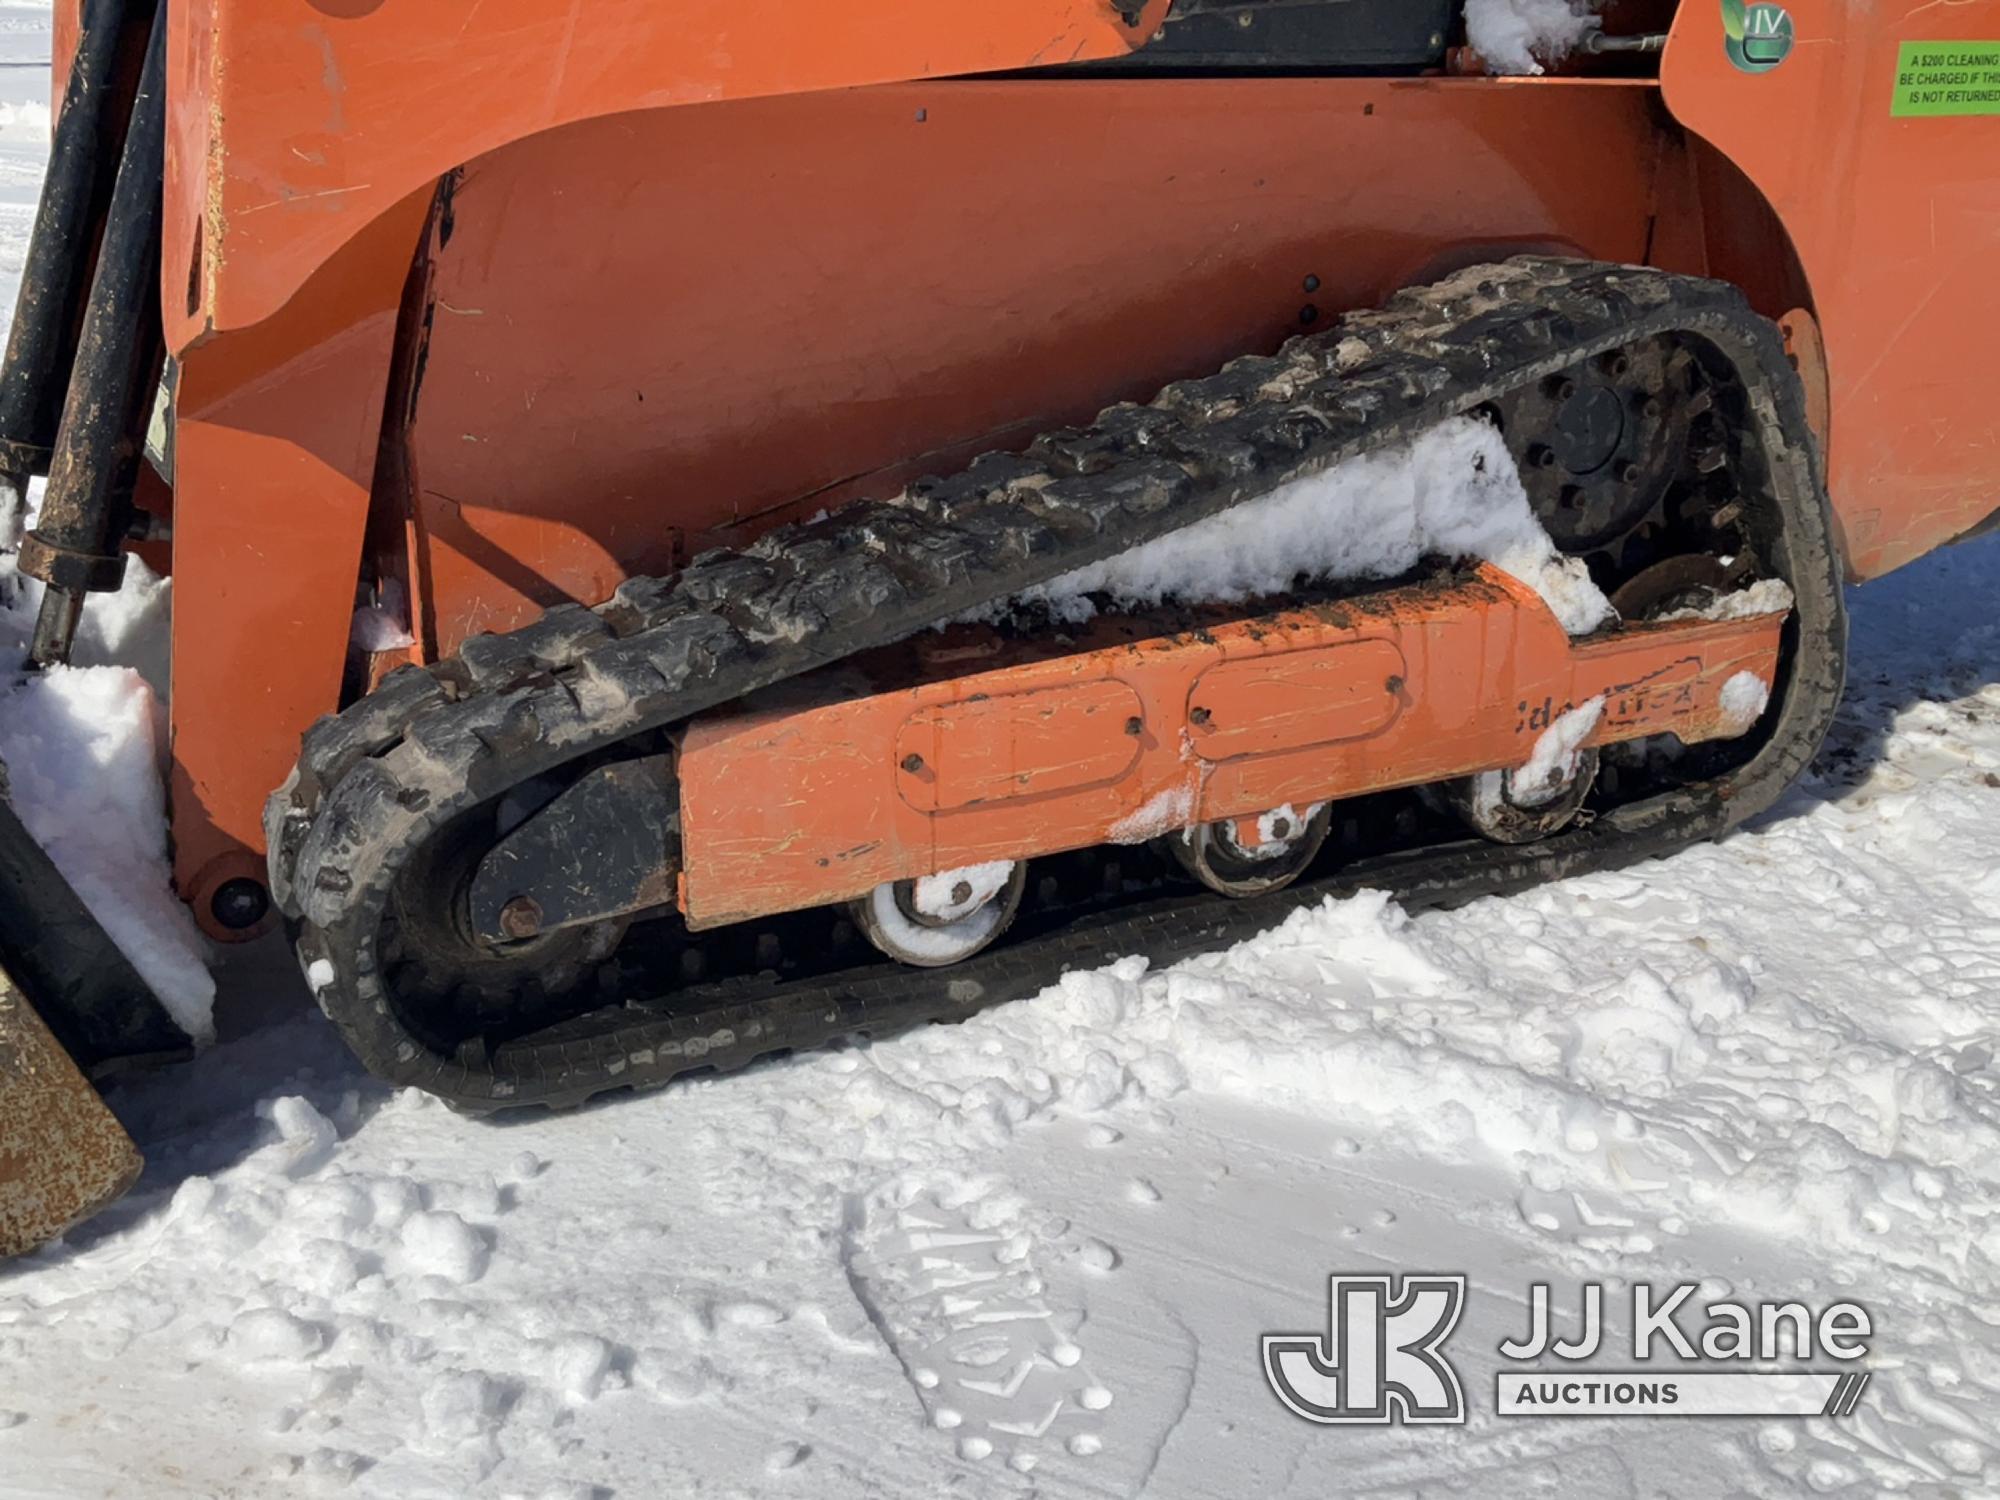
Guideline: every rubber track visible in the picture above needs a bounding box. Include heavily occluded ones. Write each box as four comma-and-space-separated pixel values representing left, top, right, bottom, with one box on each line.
267, 257, 1848, 1111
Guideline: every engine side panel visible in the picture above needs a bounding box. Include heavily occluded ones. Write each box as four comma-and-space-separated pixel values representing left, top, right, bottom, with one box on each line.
402, 77, 1671, 655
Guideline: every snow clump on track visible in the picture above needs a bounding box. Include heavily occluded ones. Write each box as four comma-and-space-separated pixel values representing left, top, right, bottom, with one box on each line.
1511, 694, 1604, 801
1003, 415, 1616, 636
1466, 0, 1604, 75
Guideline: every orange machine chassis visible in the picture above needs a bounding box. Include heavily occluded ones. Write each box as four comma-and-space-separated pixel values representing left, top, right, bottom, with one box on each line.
29, 0, 1990, 935
680, 568, 1785, 927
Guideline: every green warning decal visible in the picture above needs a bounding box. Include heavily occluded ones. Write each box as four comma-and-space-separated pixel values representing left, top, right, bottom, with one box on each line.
1892, 41, 2000, 116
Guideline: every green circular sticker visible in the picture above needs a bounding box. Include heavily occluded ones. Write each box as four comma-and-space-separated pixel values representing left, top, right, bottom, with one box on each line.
1724, 1, 1795, 73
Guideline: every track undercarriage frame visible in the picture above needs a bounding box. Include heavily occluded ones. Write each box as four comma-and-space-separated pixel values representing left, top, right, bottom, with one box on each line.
267, 257, 1847, 1111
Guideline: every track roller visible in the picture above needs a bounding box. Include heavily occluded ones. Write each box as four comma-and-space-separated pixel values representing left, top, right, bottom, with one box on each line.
1167, 802, 1331, 897
1444, 748, 1600, 845
853, 861, 1027, 967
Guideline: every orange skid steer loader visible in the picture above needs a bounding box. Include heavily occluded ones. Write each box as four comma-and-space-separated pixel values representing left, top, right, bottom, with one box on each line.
2, 0, 1996, 1251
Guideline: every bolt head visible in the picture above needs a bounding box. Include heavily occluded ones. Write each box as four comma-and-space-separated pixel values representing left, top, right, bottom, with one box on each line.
211, 877, 270, 931
499, 895, 544, 940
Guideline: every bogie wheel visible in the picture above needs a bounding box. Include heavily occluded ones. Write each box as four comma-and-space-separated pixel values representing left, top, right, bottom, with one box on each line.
853, 861, 1028, 968
1444, 748, 1600, 845
1167, 802, 1332, 898
1606, 553, 1769, 786
1608, 553, 1736, 620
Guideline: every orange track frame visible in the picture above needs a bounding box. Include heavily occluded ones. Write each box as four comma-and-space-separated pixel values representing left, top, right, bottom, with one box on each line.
678, 567, 1785, 928
71, 1, 1989, 934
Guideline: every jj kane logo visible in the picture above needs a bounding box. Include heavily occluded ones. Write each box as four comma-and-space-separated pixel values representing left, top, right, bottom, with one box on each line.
1262, 1275, 1468, 1424
1264, 1276, 1873, 1425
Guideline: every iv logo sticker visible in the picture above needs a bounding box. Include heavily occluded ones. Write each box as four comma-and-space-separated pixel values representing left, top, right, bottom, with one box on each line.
1724, 0, 1795, 73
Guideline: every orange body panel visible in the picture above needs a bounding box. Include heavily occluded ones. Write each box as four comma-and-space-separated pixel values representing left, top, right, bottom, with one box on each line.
1187, 639, 1410, 760
162, 0, 1169, 345
896, 680, 1148, 815
405, 77, 1669, 654
168, 194, 433, 920
1662, 5, 2000, 576
677, 568, 1786, 928
51, 4, 78, 100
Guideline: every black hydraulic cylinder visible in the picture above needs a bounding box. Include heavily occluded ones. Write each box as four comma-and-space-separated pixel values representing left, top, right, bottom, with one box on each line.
22, 8, 167, 668
0, 0, 158, 529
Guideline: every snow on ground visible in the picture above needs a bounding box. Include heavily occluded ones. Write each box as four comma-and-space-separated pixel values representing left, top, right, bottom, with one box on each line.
2, 536, 1997, 1499
4, 8, 2000, 1495
0, 482, 206, 1037
0, 470, 211, 1041
0, 1, 48, 299
0, 659, 213, 1040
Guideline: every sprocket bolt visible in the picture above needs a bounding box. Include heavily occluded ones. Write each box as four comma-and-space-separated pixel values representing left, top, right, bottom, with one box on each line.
499, 895, 544, 939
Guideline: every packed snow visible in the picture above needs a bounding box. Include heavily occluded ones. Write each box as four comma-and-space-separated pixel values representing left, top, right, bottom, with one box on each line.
1465, 0, 1604, 75
0, 661, 214, 1040
1107, 782, 1196, 844
4, 9, 2000, 1496
0, 101, 46, 147
0, 498, 209, 1039
1508, 693, 1604, 802
910, 860, 1015, 922
858, 864, 1019, 963
1720, 668, 1774, 734
1246, 801, 1322, 858
997, 416, 1616, 636
349, 578, 416, 654
1658, 575, 1798, 622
